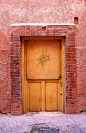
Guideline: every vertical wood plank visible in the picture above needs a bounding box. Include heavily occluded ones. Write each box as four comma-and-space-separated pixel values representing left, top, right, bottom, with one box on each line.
58, 81, 62, 111
62, 38, 65, 112
42, 81, 45, 111
24, 41, 28, 112
22, 39, 24, 112
58, 40, 62, 112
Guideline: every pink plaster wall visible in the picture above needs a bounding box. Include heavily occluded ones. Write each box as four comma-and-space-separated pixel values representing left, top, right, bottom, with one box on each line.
0, 0, 86, 113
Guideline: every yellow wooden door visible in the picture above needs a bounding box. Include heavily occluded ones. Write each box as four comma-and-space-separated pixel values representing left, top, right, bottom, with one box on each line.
26, 40, 61, 111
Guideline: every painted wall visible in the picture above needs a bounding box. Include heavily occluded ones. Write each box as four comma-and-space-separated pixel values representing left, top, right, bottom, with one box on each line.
0, 0, 86, 113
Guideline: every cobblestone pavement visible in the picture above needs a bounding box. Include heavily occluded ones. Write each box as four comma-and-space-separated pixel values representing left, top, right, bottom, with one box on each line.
0, 112, 86, 133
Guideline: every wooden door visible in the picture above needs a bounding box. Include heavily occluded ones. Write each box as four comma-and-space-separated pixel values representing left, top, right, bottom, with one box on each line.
26, 40, 61, 111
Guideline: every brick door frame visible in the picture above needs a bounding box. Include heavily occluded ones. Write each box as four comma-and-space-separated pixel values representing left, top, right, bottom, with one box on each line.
10, 24, 76, 115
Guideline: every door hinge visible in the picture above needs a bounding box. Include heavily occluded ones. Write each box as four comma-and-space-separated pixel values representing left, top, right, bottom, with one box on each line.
60, 82, 63, 87
57, 75, 61, 80
26, 74, 29, 80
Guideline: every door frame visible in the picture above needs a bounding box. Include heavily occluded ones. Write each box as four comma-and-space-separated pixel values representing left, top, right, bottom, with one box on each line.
10, 24, 76, 115
22, 37, 65, 113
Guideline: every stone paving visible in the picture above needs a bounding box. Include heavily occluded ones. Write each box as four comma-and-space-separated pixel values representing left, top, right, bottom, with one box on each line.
0, 112, 86, 133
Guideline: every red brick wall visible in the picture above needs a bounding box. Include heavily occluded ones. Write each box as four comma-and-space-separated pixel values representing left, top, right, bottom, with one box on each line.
0, 0, 86, 114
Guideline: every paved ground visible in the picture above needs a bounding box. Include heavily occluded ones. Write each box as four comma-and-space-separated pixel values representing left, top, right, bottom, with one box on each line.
0, 112, 86, 133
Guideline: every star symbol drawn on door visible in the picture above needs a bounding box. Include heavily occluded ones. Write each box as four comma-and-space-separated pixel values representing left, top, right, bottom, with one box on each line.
36, 54, 51, 67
